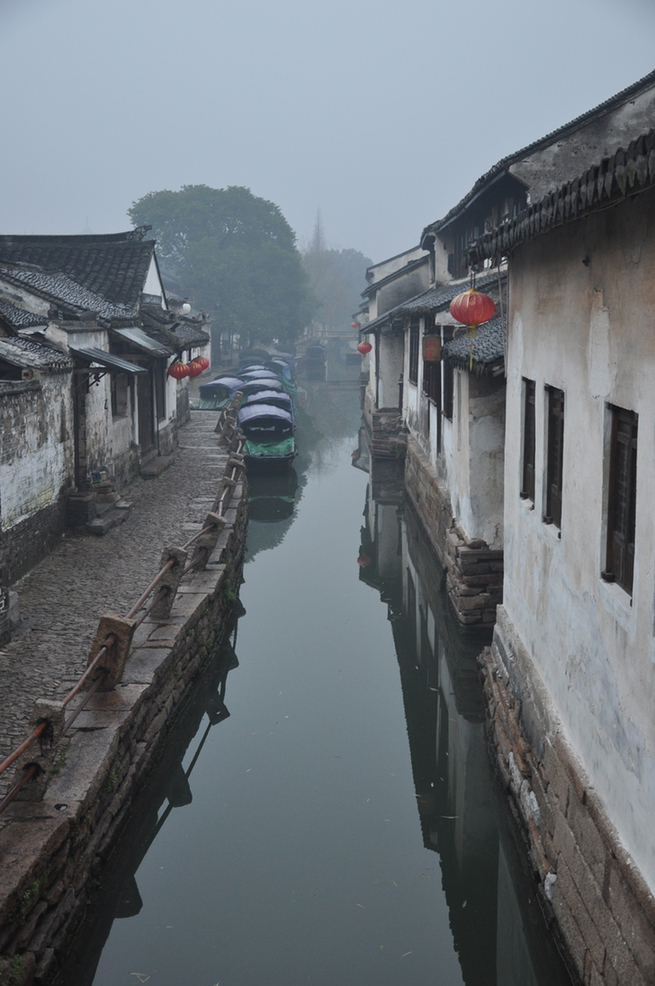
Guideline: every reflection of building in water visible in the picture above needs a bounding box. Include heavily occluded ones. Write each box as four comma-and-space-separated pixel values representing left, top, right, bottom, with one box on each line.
360, 479, 571, 986
55, 636, 239, 986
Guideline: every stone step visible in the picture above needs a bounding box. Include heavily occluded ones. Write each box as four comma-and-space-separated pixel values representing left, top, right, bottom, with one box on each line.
140, 455, 175, 479
85, 502, 132, 536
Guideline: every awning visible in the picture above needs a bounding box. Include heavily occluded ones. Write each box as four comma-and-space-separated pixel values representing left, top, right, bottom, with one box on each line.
69, 346, 147, 375
111, 326, 175, 357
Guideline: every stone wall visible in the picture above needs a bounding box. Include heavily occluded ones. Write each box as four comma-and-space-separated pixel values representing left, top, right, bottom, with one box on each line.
0, 470, 248, 986
404, 435, 501, 632
481, 606, 655, 986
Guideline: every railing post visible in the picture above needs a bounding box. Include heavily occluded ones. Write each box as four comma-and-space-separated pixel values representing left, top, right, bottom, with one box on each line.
150, 547, 188, 620
87, 614, 137, 691
11, 699, 65, 802
189, 512, 227, 570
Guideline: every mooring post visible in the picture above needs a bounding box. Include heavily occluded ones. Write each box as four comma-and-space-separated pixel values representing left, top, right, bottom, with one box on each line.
190, 512, 227, 570
86, 614, 137, 691
150, 547, 188, 620
11, 699, 66, 802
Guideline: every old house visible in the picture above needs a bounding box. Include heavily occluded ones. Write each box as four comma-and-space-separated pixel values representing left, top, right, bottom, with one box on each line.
357, 246, 428, 457
472, 127, 655, 984
0, 229, 209, 586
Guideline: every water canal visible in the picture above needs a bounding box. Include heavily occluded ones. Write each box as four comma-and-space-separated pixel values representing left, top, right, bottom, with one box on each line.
57, 383, 573, 986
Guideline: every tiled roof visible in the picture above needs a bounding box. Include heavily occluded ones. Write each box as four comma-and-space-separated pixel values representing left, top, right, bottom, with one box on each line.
423, 69, 655, 240
472, 129, 655, 262
0, 298, 46, 329
0, 229, 154, 308
140, 306, 210, 351
360, 271, 504, 333
0, 336, 73, 371
0, 266, 136, 321
442, 316, 504, 376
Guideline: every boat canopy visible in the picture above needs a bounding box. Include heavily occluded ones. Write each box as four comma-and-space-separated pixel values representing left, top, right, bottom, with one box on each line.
209, 376, 245, 393
239, 379, 284, 395
238, 404, 294, 426
241, 369, 281, 380
244, 390, 293, 409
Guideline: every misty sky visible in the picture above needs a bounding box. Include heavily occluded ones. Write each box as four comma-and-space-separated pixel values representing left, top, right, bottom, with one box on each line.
1, 0, 654, 262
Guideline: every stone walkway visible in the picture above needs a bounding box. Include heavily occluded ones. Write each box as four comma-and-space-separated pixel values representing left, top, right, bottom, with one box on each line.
0, 410, 229, 797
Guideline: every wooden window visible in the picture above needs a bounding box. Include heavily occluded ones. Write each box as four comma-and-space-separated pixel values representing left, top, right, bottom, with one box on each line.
408, 318, 419, 385
544, 386, 564, 528
442, 327, 454, 421
111, 373, 128, 418
521, 378, 536, 501
604, 406, 638, 594
155, 360, 166, 421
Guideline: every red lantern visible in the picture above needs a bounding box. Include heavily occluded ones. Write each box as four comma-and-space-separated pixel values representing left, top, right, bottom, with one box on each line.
351, 321, 361, 329
449, 289, 495, 329
187, 360, 203, 377
194, 356, 210, 370
357, 340, 372, 355
168, 361, 189, 379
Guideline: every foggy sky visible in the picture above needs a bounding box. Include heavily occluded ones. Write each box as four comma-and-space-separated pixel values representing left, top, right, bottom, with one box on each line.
1, 0, 654, 262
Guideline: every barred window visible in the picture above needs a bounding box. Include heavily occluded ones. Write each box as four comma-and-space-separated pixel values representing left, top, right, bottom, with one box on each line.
408, 318, 419, 385
544, 386, 564, 528
604, 406, 638, 594
521, 378, 535, 501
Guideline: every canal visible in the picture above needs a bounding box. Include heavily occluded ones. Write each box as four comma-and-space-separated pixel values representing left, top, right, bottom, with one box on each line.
57, 382, 573, 986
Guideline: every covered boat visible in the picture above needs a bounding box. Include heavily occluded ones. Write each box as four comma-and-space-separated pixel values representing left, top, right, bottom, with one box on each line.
238, 403, 296, 471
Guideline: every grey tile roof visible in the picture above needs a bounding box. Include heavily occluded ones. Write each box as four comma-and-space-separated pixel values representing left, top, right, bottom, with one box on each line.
0, 336, 73, 371
360, 271, 504, 334
0, 266, 137, 321
0, 298, 46, 328
422, 69, 655, 240
442, 316, 504, 375
472, 128, 655, 263
0, 230, 154, 308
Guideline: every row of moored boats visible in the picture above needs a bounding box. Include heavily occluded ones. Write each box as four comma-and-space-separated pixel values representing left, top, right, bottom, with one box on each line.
194, 353, 298, 471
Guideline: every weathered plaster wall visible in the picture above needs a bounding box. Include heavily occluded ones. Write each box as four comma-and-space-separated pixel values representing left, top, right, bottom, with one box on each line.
378, 332, 403, 410
0, 378, 73, 583
462, 375, 505, 548
502, 186, 655, 897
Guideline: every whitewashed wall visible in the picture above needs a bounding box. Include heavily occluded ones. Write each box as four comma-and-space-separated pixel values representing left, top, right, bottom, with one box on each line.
501, 187, 655, 893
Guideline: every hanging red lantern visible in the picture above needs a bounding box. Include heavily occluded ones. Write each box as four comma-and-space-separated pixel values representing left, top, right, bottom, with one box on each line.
449, 289, 495, 329
194, 356, 210, 370
168, 361, 189, 379
351, 321, 361, 329
187, 360, 203, 377
357, 340, 372, 355
357, 552, 372, 567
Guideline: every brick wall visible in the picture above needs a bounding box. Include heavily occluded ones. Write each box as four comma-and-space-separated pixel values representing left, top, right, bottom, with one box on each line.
481, 608, 655, 986
404, 436, 502, 632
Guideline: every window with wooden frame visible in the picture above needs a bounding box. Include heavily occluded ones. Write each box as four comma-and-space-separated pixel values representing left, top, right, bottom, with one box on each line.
544, 386, 564, 528
408, 318, 419, 385
603, 406, 638, 595
442, 325, 454, 421
521, 378, 536, 501
422, 335, 441, 404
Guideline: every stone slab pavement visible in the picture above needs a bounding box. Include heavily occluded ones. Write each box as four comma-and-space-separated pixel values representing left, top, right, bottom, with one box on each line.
0, 411, 230, 798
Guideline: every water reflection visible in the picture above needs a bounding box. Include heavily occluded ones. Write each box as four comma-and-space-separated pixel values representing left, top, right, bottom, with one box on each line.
246, 380, 362, 560
358, 471, 571, 986
54, 635, 240, 986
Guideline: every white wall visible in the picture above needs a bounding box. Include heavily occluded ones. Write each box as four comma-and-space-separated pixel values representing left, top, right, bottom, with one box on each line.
502, 187, 655, 892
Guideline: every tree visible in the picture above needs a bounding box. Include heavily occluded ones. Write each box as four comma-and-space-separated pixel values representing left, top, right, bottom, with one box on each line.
128, 185, 315, 347
302, 211, 372, 336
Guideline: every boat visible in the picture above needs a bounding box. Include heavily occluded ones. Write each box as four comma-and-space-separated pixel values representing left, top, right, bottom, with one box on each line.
237, 403, 296, 471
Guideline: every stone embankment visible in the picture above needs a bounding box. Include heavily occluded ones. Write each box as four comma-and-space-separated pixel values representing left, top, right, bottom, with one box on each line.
481, 611, 655, 986
0, 407, 248, 986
